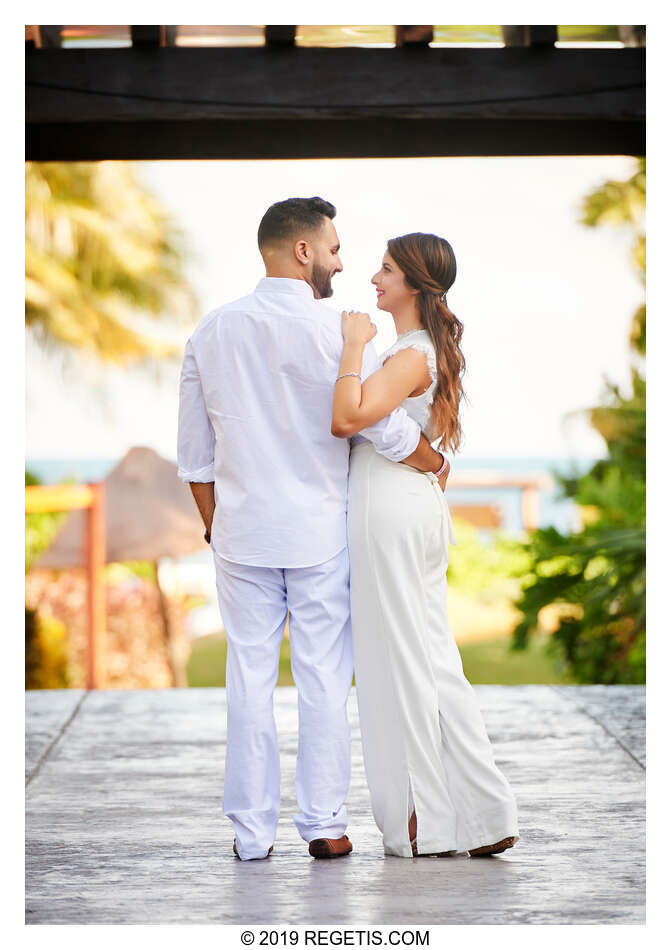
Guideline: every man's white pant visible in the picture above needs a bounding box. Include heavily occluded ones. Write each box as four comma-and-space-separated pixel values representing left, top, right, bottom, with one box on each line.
213, 546, 353, 861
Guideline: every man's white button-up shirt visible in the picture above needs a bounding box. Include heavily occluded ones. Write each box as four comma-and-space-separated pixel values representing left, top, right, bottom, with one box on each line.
177, 277, 421, 567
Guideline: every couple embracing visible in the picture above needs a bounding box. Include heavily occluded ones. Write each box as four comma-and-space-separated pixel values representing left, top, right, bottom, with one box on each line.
177, 197, 519, 861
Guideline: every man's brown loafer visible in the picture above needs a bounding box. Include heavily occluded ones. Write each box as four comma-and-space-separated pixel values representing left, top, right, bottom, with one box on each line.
469, 835, 519, 857
233, 840, 274, 860
308, 834, 353, 859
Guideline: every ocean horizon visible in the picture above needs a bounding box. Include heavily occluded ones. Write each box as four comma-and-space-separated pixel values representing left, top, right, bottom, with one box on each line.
26, 454, 600, 534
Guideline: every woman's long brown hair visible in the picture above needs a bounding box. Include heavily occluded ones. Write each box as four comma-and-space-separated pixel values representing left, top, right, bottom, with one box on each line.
387, 232, 466, 454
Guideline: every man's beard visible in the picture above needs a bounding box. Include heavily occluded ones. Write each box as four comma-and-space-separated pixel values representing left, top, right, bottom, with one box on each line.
311, 261, 334, 299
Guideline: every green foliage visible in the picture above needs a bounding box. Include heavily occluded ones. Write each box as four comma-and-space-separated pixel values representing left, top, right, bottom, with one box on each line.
25, 162, 198, 365
580, 157, 646, 356
25, 468, 68, 573
446, 519, 532, 598
511, 519, 645, 683
511, 159, 645, 684
25, 606, 70, 689
105, 560, 158, 582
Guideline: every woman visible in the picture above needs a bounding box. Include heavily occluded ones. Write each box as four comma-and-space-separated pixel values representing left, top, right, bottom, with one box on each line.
331, 232, 520, 858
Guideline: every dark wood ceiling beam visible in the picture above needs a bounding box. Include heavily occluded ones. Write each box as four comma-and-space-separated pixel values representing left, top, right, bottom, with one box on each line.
25, 46, 645, 160
26, 117, 644, 160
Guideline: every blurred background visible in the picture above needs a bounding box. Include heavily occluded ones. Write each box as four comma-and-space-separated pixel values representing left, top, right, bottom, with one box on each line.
25, 24, 645, 690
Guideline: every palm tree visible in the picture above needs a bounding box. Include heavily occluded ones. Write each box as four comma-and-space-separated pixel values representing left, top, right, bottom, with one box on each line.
25, 162, 198, 364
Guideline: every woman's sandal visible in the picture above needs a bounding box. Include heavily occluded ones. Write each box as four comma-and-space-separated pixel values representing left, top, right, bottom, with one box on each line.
410, 812, 519, 858
409, 811, 452, 858
468, 835, 519, 857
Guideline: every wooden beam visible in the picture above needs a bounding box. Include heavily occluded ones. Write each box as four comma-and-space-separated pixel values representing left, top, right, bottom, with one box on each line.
38, 25, 62, 48
395, 26, 434, 46
26, 484, 97, 513
25, 116, 643, 159
502, 26, 557, 47
26, 46, 645, 160
265, 26, 296, 47
131, 25, 172, 47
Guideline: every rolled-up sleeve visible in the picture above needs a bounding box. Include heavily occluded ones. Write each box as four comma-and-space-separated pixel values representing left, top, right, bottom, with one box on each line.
177, 338, 216, 483
357, 342, 421, 462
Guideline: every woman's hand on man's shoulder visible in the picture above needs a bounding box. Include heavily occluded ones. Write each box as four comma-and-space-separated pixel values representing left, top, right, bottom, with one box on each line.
341, 310, 377, 345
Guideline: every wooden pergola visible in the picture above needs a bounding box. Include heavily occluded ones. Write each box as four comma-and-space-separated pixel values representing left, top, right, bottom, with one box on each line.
25, 24, 645, 160
24, 24, 645, 687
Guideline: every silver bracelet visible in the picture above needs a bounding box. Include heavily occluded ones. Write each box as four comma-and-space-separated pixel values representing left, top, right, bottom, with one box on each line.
335, 372, 361, 382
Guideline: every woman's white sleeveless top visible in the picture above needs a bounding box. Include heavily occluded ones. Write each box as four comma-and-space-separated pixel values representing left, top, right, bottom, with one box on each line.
351, 328, 439, 448
381, 328, 439, 442
351, 327, 457, 551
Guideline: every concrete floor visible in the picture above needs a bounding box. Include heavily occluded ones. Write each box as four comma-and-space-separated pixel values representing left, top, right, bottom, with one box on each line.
25, 685, 645, 925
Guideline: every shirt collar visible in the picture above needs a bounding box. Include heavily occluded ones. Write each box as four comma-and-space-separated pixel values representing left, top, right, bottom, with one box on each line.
255, 277, 317, 300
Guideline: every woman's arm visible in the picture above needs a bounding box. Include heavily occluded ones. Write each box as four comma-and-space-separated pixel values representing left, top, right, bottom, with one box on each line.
331, 311, 432, 438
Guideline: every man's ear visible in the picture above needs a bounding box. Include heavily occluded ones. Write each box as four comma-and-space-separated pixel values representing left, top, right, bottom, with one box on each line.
294, 239, 310, 265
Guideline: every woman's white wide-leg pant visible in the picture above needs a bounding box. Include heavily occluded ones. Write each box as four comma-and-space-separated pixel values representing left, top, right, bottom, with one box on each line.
213, 547, 353, 860
348, 442, 519, 857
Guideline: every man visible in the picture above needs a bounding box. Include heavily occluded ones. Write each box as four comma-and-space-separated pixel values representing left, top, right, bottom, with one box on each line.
177, 197, 449, 861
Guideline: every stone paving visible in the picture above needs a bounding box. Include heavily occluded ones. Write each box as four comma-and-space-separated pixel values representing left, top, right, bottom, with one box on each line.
25, 685, 645, 925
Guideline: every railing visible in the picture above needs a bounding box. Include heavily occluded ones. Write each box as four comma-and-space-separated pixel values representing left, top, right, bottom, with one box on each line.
25, 483, 106, 689
447, 473, 554, 531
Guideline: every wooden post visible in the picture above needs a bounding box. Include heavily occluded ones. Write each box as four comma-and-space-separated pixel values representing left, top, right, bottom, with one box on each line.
26, 483, 108, 688
86, 482, 106, 689
521, 485, 540, 531
153, 560, 187, 688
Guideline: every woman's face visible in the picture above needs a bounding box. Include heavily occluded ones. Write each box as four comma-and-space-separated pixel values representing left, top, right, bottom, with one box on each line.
371, 250, 416, 313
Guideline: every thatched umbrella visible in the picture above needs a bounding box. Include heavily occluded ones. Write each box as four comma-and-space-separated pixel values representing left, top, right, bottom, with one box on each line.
34, 446, 209, 686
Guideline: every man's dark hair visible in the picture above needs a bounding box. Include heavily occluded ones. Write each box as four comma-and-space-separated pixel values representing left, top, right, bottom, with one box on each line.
257, 196, 336, 250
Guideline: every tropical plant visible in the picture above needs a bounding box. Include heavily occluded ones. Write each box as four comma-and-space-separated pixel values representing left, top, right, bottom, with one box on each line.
25, 468, 68, 573
26, 161, 197, 364
26, 606, 69, 689
510, 159, 645, 684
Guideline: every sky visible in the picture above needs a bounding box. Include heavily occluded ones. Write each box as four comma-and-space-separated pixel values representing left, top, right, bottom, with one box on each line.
25, 155, 643, 462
